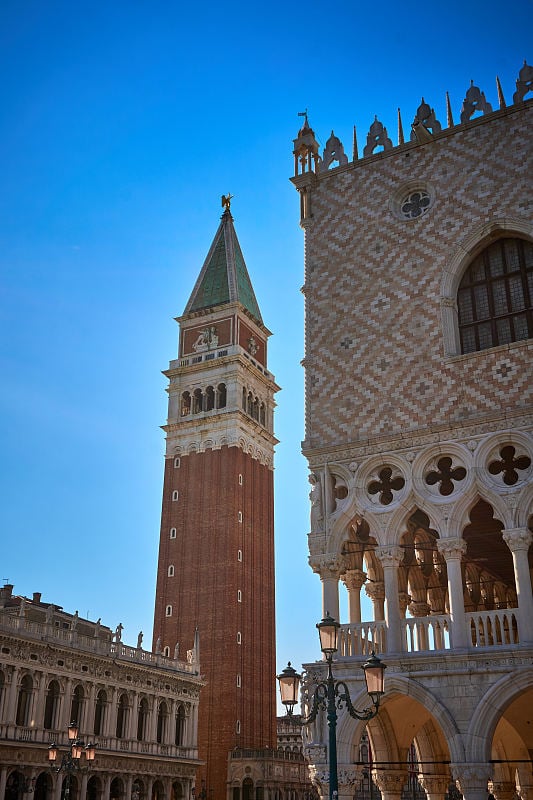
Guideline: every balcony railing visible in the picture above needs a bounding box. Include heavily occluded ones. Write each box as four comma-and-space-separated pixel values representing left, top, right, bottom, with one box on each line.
0, 723, 199, 762
0, 614, 197, 675
337, 621, 387, 656
466, 608, 519, 647
338, 607, 521, 657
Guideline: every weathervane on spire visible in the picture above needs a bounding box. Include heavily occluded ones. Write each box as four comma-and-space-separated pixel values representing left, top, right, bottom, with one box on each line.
221, 193, 234, 211
298, 109, 309, 125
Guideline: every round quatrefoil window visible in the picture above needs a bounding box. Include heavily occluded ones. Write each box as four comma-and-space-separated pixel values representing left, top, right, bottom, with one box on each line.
400, 189, 432, 219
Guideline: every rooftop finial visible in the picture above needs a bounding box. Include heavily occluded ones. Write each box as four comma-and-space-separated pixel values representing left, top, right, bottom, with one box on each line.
298, 108, 309, 126
221, 193, 233, 211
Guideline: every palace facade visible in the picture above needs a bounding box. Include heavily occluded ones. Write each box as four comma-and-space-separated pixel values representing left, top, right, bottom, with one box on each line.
291, 62, 533, 800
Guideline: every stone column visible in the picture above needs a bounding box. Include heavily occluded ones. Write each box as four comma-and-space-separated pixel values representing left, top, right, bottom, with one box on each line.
437, 538, 468, 649
102, 774, 112, 800
418, 774, 449, 800
502, 528, 533, 644
149, 698, 158, 742
375, 546, 404, 653
365, 583, 385, 621
85, 684, 96, 736
53, 775, 63, 800
373, 770, 406, 800
125, 775, 134, 800
337, 767, 361, 800
0, 767, 8, 800
128, 693, 139, 741
342, 570, 366, 623
80, 773, 89, 800
6, 666, 20, 723
35, 671, 48, 730
454, 764, 491, 800
60, 678, 73, 729
310, 556, 342, 624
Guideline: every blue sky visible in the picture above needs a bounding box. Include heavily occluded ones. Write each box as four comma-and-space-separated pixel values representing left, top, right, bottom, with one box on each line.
1, 1, 531, 709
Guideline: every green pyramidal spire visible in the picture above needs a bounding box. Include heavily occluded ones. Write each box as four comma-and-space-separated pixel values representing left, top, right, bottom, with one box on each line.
184, 208, 263, 324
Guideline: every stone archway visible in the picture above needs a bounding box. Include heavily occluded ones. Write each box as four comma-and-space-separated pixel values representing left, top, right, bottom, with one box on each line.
5, 772, 26, 800
34, 773, 52, 800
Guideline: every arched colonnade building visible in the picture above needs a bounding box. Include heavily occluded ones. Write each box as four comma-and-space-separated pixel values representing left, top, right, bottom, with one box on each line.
291, 63, 533, 800
0, 585, 203, 800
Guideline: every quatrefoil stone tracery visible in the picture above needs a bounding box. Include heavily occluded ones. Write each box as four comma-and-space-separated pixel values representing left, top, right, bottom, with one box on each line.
368, 467, 405, 505
425, 456, 467, 496
401, 190, 431, 219
488, 445, 531, 486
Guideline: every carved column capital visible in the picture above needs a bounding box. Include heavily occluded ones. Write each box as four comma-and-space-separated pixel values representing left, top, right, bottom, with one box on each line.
437, 537, 467, 560
342, 569, 367, 591
337, 767, 362, 790
409, 600, 431, 617
365, 582, 385, 602
453, 763, 491, 799
398, 591, 411, 615
309, 554, 344, 579
373, 770, 407, 798
375, 545, 404, 569
417, 775, 449, 798
502, 527, 532, 553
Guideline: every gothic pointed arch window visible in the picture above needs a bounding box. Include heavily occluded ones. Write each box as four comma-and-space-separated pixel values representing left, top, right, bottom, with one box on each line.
457, 237, 533, 353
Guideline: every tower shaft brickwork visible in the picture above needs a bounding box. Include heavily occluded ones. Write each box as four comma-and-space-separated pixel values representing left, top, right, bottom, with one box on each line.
153, 208, 278, 800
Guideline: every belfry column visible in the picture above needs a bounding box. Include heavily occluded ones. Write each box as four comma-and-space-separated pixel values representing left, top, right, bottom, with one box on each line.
375, 546, 403, 653
437, 538, 468, 649
502, 528, 533, 644
342, 570, 366, 623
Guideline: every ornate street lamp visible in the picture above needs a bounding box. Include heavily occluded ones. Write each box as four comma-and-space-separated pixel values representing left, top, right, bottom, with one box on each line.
48, 722, 96, 799
277, 614, 386, 800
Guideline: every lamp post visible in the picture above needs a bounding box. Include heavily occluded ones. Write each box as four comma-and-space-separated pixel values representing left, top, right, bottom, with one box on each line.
48, 722, 96, 800
277, 615, 386, 800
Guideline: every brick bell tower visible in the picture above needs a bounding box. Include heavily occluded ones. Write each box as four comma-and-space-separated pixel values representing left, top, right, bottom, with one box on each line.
153, 198, 279, 800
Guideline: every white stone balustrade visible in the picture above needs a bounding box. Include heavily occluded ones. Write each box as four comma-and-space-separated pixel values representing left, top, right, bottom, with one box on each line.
338, 608, 521, 656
